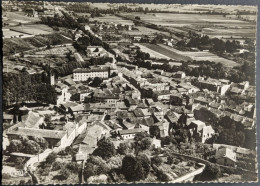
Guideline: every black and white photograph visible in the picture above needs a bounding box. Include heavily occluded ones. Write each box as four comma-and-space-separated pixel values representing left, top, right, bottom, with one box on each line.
1, 0, 258, 184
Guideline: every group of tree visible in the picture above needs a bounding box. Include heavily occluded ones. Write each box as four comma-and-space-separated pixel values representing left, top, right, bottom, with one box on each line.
53, 61, 89, 77
186, 35, 241, 54
194, 107, 247, 147
40, 13, 79, 29
3, 72, 57, 108
89, 57, 113, 65
7, 135, 48, 155
135, 50, 150, 61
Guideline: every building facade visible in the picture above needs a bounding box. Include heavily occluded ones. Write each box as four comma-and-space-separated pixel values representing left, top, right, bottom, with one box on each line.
73, 67, 110, 81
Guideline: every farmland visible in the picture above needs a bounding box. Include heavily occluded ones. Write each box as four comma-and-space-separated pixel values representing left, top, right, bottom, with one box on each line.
139, 43, 192, 61
134, 43, 171, 60
157, 44, 238, 67
90, 15, 134, 25
135, 43, 238, 67
123, 26, 170, 36
35, 45, 75, 56
3, 33, 73, 56
121, 12, 256, 39
3, 11, 40, 25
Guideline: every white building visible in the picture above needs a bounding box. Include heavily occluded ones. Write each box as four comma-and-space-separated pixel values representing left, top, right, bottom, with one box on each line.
73, 67, 110, 81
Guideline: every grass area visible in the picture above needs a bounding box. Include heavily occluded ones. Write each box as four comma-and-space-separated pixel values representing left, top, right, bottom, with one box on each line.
121, 12, 256, 39
141, 43, 192, 61
134, 43, 171, 60
158, 44, 238, 67
3, 11, 40, 24
3, 33, 73, 56
35, 46, 75, 55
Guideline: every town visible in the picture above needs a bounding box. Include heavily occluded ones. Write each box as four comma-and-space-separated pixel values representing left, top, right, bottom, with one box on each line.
2, 1, 257, 184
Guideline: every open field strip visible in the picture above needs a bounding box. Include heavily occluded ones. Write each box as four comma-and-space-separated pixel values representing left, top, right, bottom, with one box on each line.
158, 44, 238, 67
134, 43, 171, 60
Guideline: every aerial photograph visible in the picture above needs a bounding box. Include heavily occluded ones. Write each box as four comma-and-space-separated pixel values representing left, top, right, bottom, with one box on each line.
1, 0, 257, 184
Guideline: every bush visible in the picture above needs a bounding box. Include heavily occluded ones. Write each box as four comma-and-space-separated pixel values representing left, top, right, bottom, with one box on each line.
2, 173, 11, 179
200, 163, 221, 181
52, 161, 64, 171
57, 169, 70, 180
45, 152, 57, 164
66, 162, 80, 173
167, 155, 174, 165
14, 157, 26, 169
157, 169, 170, 182
93, 137, 116, 160
151, 156, 163, 166
7, 139, 23, 153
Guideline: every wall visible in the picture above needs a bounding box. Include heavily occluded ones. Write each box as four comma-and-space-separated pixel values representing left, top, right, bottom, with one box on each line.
170, 163, 206, 183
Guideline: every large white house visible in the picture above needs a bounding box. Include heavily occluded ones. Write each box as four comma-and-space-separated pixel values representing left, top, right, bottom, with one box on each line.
73, 67, 110, 81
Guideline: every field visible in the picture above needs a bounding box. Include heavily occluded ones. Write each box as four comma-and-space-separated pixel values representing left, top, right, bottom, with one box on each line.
3, 12, 40, 25
10, 24, 53, 35
121, 12, 257, 39
90, 3, 257, 14
3, 29, 32, 38
90, 15, 134, 25
134, 43, 171, 60
140, 43, 192, 61
157, 44, 238, 67
3, 33, 73, 56
123, 26, 170, 36
135, 43, 238, 67
35, 45, 75, 55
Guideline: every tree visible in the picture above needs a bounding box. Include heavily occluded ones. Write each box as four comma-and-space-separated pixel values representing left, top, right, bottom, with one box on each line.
45, 152, 57, 164
200, 163, 221, 181
7, 139, 23, 153
121, 154, 151, 181
31, 136, 48, 150
149, 125, 160, 138
66, 162, 80, 173
90, 77, 103, 87
134, 132, 149, 142
117, 142, 128, 155
167, 155, 175, 165
139, 137, 152, 151
151, 155, 163, 166
93, 137, 116, 160
57, 168, 70, 180
121, 154, 137, 181
23, 140, 41, 154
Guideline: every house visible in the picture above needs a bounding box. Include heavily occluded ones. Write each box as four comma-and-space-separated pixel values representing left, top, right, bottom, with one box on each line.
188, 120, 214, 143
173, 71, 186, 79
201, 126, 215, 143
151, 138, 161, 148
216, 147, 237, 167
238, 81, 249, 90
3, 113, 13, 124
56, 83, 72, 105
119, 128, 146, 140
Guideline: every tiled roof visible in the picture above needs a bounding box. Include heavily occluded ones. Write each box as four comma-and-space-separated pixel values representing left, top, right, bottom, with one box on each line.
119, 128, 145, 135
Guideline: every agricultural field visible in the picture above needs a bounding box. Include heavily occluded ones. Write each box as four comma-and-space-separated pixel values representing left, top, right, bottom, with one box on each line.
91, 3, 257, 14
90, 15, 134, 25
35, 45, 75, 56
134, 43, 171, 60
123, 26, 170, 36
2, 11, 40, 25
2, 29, 32, 39
140, 43, 192, 61
157, 44, 238, 67
3, 33, 73, 56
9, 24, 53, 36
121, 12, 257, 39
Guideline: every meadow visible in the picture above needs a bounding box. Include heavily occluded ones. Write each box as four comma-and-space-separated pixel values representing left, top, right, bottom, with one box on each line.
121, 12, 256, 39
